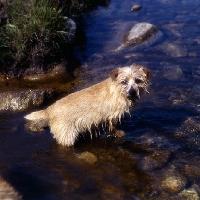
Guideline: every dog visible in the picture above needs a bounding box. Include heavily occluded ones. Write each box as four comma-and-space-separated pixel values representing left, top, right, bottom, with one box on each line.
24, 64, 150, 146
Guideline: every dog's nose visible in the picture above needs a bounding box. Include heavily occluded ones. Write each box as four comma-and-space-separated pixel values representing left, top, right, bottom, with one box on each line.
129, 87, 140, 99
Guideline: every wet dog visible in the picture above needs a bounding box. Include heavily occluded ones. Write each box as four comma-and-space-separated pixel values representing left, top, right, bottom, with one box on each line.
24, 64, 150, 146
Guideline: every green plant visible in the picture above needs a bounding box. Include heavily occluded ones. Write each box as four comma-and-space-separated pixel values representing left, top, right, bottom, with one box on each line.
0, 0, 64, 73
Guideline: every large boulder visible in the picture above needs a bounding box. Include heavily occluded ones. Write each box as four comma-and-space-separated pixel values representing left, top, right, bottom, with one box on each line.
123, 22, 159, 46
0, 89, 54, 112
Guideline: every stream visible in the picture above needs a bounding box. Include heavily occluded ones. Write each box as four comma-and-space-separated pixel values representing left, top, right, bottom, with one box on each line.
1, 0, 200, 199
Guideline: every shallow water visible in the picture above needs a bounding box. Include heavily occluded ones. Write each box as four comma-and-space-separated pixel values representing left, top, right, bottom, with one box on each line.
1, 0, 200, 199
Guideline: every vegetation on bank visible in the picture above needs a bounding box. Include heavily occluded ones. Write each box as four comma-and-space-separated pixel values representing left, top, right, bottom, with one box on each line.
0, 0, 109, 77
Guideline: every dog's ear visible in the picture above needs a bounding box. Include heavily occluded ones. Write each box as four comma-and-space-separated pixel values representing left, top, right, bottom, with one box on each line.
110, 68, 120, 80
139, 67, 151, 81
142, 68, 151, 81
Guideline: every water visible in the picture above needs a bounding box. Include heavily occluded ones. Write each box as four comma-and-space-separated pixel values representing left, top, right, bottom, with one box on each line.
1, 0, 200, 199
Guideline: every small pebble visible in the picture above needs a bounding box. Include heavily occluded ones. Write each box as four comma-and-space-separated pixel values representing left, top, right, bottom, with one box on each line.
131, 5, 142, 12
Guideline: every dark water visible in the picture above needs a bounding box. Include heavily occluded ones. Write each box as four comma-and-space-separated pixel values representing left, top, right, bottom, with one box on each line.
1, 0, 200, 199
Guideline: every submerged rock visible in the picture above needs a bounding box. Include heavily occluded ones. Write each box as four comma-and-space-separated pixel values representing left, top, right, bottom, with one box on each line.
162, 64, 183, 81
0, 89, 54, 112
162, 23, 184, 31
179, 187, 200, 200
77, 151, 97, 164
159, 42, 188, 57
161, 171, 188, 194
176, 117, 200, 135
184, 158, 200, 178
175, 116, 200, 150
140, 150, 171, 171
189, 85, 200, 104
123, 23, 159, 46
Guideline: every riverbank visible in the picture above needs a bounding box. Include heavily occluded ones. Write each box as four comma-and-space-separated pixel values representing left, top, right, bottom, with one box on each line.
0, 0, 110, 111
0, 0, 110, 78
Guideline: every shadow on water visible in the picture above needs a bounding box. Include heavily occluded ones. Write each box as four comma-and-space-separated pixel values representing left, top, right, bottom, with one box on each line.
1, 0, 200, 199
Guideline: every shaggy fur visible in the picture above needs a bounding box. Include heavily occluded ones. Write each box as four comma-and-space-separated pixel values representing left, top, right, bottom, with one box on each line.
24, 64, 150, 146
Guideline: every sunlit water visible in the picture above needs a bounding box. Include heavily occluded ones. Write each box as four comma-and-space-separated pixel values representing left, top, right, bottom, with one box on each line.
1, 0, 200, 199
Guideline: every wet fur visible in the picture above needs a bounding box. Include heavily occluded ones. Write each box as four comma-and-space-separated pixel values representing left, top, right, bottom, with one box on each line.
25, 64, 150, 146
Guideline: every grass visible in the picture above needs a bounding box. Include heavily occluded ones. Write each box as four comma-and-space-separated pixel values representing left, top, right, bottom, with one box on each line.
0, 0, 65, 73
0, 0, 106, 76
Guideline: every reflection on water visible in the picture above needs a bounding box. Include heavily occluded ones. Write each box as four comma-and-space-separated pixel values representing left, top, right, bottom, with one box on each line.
1, 0, 200, 199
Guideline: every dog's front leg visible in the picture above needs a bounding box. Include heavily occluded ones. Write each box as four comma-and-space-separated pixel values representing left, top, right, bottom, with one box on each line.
110, 119, 126, 138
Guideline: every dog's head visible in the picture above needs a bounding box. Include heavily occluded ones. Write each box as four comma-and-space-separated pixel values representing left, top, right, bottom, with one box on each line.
110, 64, 150, 102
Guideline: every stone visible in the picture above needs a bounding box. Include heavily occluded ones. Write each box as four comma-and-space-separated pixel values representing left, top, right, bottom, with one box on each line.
77, 151, 97, 164
189, 85, 200, 104
123, 23, 159, 46
57, 17, 76, 43
0, 89, 54, 112
162, 65, 183, 81
161, 172, 188, 194
23, 61, 68, 81
179, 187, 200, 200
188, 52, 198, 57
162, 23, 184, 31
192, 66, 200, 82
177, 117, 200, 135
160, 42, 187, 57
175, 117, 200, 150
194, 38, 200, 45
184, 162, 200, 178
131, 5, 142, 12
140, 150, 171, 171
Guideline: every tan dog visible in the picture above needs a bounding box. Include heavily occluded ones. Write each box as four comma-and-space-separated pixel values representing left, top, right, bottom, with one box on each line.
24, 64, 150, 146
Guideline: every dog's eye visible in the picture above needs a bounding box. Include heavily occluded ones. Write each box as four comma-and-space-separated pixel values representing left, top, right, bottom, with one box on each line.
121, 80, 128, 85
135, 78, 143, 84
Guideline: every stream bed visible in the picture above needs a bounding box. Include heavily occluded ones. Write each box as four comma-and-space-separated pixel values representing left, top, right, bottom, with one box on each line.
1, 0, 200, 199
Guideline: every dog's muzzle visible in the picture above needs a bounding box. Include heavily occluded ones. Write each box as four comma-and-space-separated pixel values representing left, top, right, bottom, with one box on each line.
127, 87, 140, 101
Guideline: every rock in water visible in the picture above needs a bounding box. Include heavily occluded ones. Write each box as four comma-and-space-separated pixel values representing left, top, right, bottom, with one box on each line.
77, 151, 97, 164
179, 187, 200, 200
123, 23, 158, 46
57, 17, 76, 43
161, 172, 188, 194
0, 89, 54, 112
189, 85, 200, 104
131, 5, 142, 12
